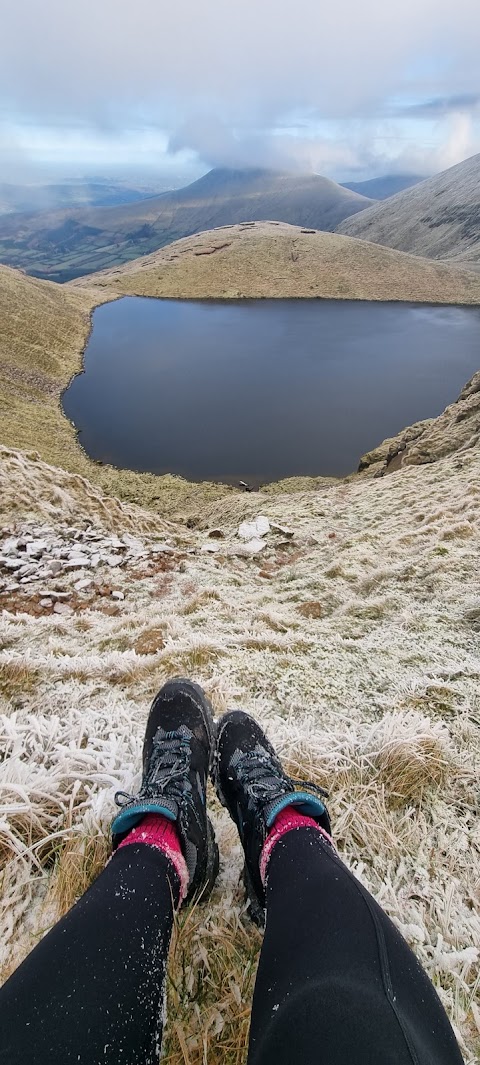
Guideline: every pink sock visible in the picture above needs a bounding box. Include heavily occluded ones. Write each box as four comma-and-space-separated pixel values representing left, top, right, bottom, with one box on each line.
117, 813, 189, 902
260, 806, 334, 885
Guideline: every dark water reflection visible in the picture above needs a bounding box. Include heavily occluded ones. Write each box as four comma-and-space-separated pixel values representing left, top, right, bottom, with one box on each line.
63, 297, 480, 484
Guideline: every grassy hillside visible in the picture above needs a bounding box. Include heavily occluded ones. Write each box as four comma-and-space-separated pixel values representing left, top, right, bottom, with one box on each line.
338, 152, 480, 263
74, 221, 480, 302
1, 443, 479, 1064
0, 167, 374, 282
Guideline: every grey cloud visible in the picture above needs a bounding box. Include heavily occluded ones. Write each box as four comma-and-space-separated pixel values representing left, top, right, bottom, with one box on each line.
397, 93, 480, 117
167, 116, 323, 171
1, 0, 480, 173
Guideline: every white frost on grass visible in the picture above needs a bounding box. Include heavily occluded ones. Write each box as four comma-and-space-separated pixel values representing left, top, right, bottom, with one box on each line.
0, 444, 479, 1062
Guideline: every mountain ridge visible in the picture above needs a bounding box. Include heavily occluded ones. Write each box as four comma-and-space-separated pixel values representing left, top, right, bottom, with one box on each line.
337, 152, 480, 263
341, 173, 423, 200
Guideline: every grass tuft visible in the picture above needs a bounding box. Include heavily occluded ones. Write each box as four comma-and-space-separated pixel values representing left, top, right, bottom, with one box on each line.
53, 831, 110, 916
375, 732, 451, 806
0, 661, 40, 699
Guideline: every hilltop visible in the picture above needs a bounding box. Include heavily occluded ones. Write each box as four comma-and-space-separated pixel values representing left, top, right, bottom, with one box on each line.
73, 221, 480, 302
0, 167, 373, 282
338, 152, 480, 264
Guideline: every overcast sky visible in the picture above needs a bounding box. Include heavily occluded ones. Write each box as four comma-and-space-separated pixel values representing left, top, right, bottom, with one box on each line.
1, 0, 480, 182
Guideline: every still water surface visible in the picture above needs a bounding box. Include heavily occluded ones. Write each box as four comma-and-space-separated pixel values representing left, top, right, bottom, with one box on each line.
63, 297, 480, 484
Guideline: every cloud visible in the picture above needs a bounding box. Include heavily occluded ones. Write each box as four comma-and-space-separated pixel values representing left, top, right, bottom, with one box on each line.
1, 0, 480, 175
397, 112, 480, 173
167, 116, 358, 172
397, 93, 480, 117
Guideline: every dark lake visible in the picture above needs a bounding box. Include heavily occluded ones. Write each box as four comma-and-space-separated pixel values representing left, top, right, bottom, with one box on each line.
63, 297, 480, 485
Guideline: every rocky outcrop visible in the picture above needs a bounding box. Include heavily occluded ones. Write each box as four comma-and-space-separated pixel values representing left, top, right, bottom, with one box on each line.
357, 418, 433, 475
358, 371, 480, 477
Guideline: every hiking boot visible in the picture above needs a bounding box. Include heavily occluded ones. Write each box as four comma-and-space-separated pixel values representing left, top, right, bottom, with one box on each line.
213, 710, 331, 924
112, 678, 219, 905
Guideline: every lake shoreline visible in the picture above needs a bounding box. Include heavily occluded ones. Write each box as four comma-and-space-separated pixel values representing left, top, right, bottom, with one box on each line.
62, 296, 480, 487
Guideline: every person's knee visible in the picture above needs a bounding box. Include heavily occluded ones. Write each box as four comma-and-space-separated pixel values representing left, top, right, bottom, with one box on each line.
248, 980, 417, 1065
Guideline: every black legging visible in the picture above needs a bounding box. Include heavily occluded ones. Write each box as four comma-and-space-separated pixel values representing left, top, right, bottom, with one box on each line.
0, 830, 463, 1065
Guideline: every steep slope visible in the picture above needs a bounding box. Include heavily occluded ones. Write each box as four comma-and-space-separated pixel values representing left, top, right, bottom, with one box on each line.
0, 442, 479, 1063
0, 263, 95, 381
74, 221, 480, 302
337, 153, 480, 263
0, 167, 374, 282
341, 173, 423, 200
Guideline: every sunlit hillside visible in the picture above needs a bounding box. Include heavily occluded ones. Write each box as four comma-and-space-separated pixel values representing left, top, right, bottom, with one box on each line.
76, 221, 480, 302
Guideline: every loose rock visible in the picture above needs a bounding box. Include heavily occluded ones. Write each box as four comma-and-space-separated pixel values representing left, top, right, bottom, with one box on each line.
74, 578, 93, 592
53, 601, 74, 616
238, 516, 270, 540
235, 537, 267, 556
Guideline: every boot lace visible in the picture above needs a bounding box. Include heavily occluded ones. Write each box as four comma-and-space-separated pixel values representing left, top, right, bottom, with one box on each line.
115, 730, 192, 808
234, 746, 328, 808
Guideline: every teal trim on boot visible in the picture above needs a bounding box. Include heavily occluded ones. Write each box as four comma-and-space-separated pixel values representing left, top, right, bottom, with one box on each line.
266, 790, 326, 828
112, 801, 177, 838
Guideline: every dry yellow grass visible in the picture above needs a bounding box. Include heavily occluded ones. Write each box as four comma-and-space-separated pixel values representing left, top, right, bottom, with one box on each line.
74, 222, 480, 302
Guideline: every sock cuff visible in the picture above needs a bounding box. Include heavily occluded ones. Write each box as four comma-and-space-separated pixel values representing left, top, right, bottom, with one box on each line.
260, 806, 334, 885
117, 813, 189, 902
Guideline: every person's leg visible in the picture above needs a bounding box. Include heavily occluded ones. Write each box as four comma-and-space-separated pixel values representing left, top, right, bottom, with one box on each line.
214, 710, 464, 1065
0, 832, 181, 1065
0, 678, 219, 1065
249, 822, 463, 1065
